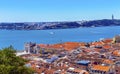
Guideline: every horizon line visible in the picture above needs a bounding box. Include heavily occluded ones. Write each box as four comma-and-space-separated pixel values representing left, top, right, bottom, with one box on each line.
0, 18, 119, 23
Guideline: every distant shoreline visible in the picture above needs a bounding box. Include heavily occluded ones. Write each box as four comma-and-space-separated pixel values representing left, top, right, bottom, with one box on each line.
0, 25, 119, 31
0, 19, 120, 30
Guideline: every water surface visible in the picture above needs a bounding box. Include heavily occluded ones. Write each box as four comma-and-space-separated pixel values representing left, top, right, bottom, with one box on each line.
0, 26, 120, 50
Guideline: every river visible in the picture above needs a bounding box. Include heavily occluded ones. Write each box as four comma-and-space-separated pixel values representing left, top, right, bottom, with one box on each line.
0, 26, 120, 50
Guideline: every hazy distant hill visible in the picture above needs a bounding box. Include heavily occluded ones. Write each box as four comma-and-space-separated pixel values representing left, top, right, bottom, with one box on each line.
82, 19, 120, 27
0, 19, 120, 30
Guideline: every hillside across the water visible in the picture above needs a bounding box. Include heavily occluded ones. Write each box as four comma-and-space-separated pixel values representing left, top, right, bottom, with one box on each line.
0, 19, 120, 30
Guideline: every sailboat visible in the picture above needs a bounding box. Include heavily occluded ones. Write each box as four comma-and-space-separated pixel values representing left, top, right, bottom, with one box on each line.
50, 32, 54, 35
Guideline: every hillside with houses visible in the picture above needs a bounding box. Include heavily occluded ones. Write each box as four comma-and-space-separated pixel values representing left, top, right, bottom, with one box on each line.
0, 19, 120, 30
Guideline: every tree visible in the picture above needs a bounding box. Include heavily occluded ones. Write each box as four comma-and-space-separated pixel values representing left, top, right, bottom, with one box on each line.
0, 46, 34, 74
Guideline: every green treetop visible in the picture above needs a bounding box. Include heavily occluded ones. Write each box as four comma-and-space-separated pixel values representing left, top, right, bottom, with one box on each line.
0, 46, 34, 74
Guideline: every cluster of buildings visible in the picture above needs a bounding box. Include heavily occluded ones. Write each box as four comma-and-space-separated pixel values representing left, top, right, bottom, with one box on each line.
16, 35, 120, 74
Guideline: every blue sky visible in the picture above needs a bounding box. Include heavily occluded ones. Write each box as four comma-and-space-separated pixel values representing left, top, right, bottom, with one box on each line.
0, 0, 120, 22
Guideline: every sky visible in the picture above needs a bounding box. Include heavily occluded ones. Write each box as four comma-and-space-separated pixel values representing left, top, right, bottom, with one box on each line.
0, 0, 120, 22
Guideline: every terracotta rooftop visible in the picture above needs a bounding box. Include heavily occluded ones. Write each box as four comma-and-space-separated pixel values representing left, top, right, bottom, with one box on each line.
112, 50, 120, 56
92, 65, 110, 72
103, 59, 114, 64
91, 41, 104, 46
74, 68, 89, 74
68, 67, 89, 74
102, 45, 111, 49
38, 42, 85, 51
102, 39, 113, 44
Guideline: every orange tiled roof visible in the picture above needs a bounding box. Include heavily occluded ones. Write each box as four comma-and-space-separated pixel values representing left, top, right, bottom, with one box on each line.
51, 44, 63, 49
91, 42, 103, 46
102, 39, 113, 44
113, 50, 120, 56
69, 68, 89, 74
92, 65, 110, 72
83, 49, 92, 53
103, 59, 114, 64
93, 48, 101, 52
38, 44, 48, 48
44, 69, 55, 74
63, 42, 81, 50
38, 42, 83, 51
74, 68, 83, 73
102, 45, 111, 49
